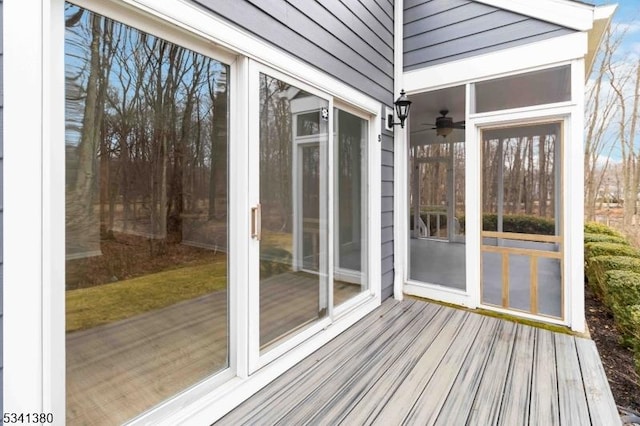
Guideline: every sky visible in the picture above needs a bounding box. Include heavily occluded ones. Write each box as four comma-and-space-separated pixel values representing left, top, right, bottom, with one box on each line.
594, 0, 640, 55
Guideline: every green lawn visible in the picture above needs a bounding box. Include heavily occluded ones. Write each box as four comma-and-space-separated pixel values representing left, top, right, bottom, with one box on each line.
66, 259, 227, 332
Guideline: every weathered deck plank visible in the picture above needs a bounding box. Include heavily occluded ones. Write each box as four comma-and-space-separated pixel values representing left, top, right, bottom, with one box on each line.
530, 328, 561, 426
556, 332, 592, 425
275, 303, 443, 425
465, 319, 518, 425
401, 313, 486, 425
499, 324, 535, 426
218, 299, 620, 426
576, 337, 622, 426
216, 300, 415, 425
333, 305, 455, 424
433, 315, 502, 425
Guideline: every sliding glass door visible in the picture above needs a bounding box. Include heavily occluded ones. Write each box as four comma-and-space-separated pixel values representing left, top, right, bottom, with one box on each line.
249, 66, 371, 368
256, 72, 330, 353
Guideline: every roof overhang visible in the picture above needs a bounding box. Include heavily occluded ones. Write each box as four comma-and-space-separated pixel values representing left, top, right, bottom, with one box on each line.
474, 0, 617, 78
585, 4, 618, 76
474, 0, 597, 31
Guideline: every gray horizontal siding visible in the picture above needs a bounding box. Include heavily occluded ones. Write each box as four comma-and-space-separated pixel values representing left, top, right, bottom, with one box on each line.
193, 0, 394, 104
191, 1, 396, 299
404, 0, 575, 71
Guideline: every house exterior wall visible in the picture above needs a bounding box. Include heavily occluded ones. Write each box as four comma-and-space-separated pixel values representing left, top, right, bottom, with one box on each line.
192, 0, 396, 297
403, 0, 575, 71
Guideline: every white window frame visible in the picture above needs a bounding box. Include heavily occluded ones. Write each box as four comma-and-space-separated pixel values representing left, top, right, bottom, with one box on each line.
247, 62, 335, 372
4, 0, 383, 422
396, 37, 587, 331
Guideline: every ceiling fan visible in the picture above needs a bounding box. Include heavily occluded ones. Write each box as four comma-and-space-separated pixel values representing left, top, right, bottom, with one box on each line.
423, 109, 465, 137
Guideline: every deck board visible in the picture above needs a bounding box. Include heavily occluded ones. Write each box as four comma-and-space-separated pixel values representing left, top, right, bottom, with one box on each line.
530, 328, 561, 426
219, 299, 620, 426
297, 304, 443, 425
575, 337, 622, 426
556, 333, 592, 425
370, 308, 470, 425
216, 299, 411, 425
433, 316, 501, 425
499, 324, 535, 426
401, 313, 486, 425
465, 319, 518, 425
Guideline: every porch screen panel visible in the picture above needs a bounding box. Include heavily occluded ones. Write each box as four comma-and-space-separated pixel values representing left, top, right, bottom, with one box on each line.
408, 140, 466, 290
65, 5, 230, 424
473, 65, 571, 113
481, 123, 562, 318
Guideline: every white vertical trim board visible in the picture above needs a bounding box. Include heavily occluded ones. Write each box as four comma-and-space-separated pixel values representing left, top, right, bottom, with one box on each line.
4, 0, 46, 414
42, 0, 66, 418
568, 58, 586, 333
393, 0, 405, 301
231, 56, 251, 380
465, 84, 481, 309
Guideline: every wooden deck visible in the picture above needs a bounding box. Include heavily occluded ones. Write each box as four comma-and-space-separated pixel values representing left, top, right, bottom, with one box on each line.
218, 299, 620, 426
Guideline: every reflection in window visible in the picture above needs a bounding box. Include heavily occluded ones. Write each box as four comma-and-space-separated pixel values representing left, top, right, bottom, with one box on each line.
334, 108, 368, 306
258, 73, 329, 351
65, 4, 229, 424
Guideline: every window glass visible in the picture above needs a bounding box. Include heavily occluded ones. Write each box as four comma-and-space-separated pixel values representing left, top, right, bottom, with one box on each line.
65, 4, 230, 423
334, 108, 368, 306
258, 73, 329, 351
473, 66, 571, 113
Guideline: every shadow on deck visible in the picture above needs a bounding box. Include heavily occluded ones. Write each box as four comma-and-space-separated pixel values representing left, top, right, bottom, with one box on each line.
218, 298, 619, 425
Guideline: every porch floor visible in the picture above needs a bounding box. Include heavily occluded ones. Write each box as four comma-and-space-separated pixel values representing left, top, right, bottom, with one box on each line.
217, 298, 619, 425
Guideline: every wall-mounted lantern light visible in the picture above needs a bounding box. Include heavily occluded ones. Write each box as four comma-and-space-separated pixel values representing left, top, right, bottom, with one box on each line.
388, 89, 412, 129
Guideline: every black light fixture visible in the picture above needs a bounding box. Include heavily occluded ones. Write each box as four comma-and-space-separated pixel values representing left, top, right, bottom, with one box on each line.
388, 89, 412, 129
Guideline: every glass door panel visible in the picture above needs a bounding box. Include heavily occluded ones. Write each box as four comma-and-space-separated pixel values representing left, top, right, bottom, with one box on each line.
481, 122, 563, 318
334, 108, 368, 307
64, 5, 230, 424
258, 73, 329, 352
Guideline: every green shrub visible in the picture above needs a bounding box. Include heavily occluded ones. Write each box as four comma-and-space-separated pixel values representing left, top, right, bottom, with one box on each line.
586, 256, 640, 299
584, 232, 630, 246
585, 242, 640, 261
611, 302, 640, 349
605, 271, 640, 346
482, 214, 555, 235
584, 221, 625, 238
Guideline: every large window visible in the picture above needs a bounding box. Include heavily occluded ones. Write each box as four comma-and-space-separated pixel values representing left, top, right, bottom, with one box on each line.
65, 5, 229, 424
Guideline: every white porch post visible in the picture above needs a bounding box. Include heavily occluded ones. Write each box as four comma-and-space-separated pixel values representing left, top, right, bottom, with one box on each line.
569, 58, 586, 332
393, 0, 405, 300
